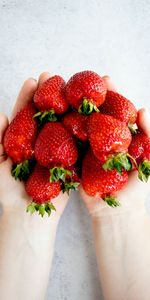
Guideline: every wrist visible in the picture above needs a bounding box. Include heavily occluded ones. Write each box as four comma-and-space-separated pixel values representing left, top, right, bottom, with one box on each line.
85, 192, 147, 220
91, 202, 147, 225
0, 207, 60, 255
1, 204, 60, 226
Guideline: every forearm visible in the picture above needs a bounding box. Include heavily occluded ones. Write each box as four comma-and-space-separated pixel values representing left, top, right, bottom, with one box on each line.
0, 208, 59, 300
92, 205, 150, 300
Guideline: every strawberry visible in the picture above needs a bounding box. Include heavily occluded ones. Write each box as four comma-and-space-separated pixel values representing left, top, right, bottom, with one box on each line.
82, 150, 128, 207
65, 71, 106, 114
26, 164, 61, 217
88, 113, 132, 161
128, 132, 150, 182
62, 112, 88, 141
4, 102, 38, 180
34, 75, 68, 124
35, 122, 79, 192
35, 122, 78, 168
100, 91, 137, 129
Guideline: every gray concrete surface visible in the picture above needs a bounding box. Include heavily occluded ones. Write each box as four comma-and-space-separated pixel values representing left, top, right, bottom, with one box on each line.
0, 1, 150, 299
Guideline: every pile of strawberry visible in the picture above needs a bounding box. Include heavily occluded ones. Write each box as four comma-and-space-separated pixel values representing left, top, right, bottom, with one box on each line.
4, 71, 150, 216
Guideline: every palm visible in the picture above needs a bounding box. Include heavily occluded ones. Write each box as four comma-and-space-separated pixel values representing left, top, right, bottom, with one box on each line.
80, 170, 150, 217
0, 158, 30, 209
79, 76, 150, 216
1, 74, 150, 218
0, 73, 69, 218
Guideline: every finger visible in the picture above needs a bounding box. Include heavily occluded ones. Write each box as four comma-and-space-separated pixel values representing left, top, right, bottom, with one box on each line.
0, 114, 8, 164
38, 72, 52, 86
11, 78, 38, 120
137, 108, 150, 137
52, 191, 69, 217
102, 75, 118, 92
79, 185, 99, 208
0, 156, 6, 163
0, 144, 4, 155
0, 144, 6, 163
79, 186, 108, 216
0, 113, 9, 142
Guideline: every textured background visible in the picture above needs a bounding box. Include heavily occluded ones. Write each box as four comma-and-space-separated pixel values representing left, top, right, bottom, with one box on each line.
0, 0, 150, 299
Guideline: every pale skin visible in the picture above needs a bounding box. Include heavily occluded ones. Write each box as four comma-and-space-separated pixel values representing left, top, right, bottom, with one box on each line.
0, 73, 150, 300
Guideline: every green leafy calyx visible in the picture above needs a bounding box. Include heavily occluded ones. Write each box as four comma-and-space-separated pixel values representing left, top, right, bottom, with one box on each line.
78, 99, 99, 115
138, 160, 150, 182
11, 160, 31, 181
33, 109, 57, 126
62, 181, 80, 194
26, 201, 56, 217
50, 167, 72, 183
102, 153, 133, 175
103, 196, 120, 207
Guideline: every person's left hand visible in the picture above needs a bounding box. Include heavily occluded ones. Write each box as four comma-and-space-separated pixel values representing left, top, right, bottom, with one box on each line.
79, 76, 150, 218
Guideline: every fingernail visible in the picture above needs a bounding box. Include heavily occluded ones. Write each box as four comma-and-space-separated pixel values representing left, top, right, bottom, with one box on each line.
103, 75, 110, 80
28, 77, 37, 82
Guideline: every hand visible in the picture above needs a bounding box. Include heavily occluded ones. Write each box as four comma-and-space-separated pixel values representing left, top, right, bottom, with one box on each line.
0, 72, 69, 220
80, 76, 150, 217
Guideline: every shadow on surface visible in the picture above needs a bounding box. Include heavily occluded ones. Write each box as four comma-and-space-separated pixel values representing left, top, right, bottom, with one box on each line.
46, 191, 103, 300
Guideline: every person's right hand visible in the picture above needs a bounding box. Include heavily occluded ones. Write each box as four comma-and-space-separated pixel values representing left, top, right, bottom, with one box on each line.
0, 72, 69, 220
80, 76, 150, 217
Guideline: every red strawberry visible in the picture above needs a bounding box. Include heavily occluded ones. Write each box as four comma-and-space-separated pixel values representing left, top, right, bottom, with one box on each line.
82, 150, 128, 207
128, 132, 150, 182
88, 113, 132, 161
34, 75, 68, 123
35, 122, 78, 168
62, 112, 88, 141
26, 164, 61, 217
4, 102, 38, 180
65, 71, 106, 114
100, 91, 137, 128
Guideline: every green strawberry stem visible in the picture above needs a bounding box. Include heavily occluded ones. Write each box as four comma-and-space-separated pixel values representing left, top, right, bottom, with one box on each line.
33, 109, 57, 126
102, 152, 137, 175
128, 121, 138, 134
26, 201, 56, 217
78, 99, 99, 115
103, 196, 120, 207
138, 160, 150, 182
50, 167, 72, 183
61, 181, 80, 194
11, 160, 31, 181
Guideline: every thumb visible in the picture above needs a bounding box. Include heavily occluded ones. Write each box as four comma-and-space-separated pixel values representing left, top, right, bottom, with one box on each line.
137, 108, 150, 137
51, 191, 69, 218
0, 113, 9, 163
